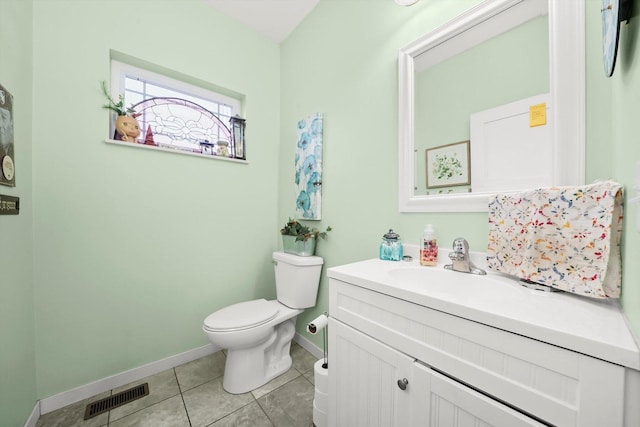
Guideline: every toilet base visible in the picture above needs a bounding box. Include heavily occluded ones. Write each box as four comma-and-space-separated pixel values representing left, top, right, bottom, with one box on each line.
222, 318, 298, 394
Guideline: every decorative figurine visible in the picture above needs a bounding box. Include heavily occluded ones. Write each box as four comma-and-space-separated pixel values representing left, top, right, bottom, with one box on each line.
200, 140, 214, 155
217, 140, 229, 157
114, 114, 140, 143
144, 125, 156, 146
100, 80, 139, 143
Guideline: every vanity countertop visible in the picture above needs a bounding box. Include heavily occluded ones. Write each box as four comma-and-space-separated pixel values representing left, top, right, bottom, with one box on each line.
328, 254, 640, 370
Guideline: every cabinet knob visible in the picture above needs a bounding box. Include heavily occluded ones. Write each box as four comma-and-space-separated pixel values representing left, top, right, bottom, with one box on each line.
397, 378, 409, 391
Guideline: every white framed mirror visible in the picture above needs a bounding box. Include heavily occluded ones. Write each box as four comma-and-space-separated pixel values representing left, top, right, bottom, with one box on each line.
398, 0, 584, 212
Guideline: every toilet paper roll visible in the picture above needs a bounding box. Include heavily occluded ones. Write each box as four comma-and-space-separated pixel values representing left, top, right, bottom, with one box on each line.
307, 314, 328, 334
314, 359, 328, 394
314, 389, 328, 413
313, 401, 328, 427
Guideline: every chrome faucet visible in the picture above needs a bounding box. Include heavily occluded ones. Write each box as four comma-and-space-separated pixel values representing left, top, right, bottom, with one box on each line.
444, 238, 486, 275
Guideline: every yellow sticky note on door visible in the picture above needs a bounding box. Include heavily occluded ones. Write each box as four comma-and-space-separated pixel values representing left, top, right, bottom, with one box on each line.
529, 103, 546, 127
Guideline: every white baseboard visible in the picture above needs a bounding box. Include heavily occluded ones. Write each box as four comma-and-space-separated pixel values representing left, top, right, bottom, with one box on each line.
39, 343, 217, 415
294, 332, 324, 360
35, 335, 320, 420
23, 401, 40, 427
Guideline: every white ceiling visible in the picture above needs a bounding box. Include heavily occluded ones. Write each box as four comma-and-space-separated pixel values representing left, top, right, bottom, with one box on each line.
202, 0, 321, 43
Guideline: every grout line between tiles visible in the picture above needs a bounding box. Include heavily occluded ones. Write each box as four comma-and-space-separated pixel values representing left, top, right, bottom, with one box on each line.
255, 396, 274, 426
175, 368, 194, 427
257, 400, 276, 427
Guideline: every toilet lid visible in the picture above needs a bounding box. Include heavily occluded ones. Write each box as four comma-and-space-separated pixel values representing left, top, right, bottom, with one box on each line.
203, 299, 279, 331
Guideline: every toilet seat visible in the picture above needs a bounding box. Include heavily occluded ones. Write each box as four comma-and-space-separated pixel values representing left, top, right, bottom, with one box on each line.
203, 299, 279, 332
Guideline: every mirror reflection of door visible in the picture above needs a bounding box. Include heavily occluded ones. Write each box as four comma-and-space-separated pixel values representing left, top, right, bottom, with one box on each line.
414, 15, 549, 195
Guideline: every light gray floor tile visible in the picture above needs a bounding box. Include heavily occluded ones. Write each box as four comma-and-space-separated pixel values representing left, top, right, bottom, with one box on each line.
36, 391, 110, 427
257, 376, 314, 427
182, 377, 254, 427
290, 342, 319, 375
108, 394, 189, 427
109, 368, 181, 421
302, 367, 315, 385
34, 344, 316, 427
251, 367, 300, 400
209, 401, 273, 427
175, 351, 226, 392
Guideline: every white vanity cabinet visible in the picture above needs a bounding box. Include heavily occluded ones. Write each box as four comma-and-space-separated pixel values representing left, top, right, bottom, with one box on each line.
328, 259, 640, 427
329, 318, 414, 426
330, 317, 544, 427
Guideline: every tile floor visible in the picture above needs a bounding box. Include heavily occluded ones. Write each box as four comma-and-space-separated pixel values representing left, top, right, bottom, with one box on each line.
36, 342, 319, 427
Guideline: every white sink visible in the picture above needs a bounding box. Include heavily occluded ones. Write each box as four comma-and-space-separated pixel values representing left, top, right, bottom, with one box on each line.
328, 256, 640, 369
386, 265, 526, 301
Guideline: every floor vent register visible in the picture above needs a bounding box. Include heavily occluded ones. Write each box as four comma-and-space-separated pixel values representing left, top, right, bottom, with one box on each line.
84, 383, 149, 420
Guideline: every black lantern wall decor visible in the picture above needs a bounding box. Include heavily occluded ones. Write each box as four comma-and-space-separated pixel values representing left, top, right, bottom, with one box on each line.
230, 115, 246, 160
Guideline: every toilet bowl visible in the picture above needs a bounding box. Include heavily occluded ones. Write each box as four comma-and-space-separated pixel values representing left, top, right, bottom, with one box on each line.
202, 251, 323, 394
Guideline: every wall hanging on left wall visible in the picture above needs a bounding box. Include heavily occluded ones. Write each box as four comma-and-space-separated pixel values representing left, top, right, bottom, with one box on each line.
0, 83, 15, 187
295, 113, 323, 220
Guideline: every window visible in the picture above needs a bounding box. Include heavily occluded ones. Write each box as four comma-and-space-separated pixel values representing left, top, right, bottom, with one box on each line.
109, 60, 245, 159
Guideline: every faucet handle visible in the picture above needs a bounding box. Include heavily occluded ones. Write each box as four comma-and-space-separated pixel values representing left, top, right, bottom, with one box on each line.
452, 237, 469, 253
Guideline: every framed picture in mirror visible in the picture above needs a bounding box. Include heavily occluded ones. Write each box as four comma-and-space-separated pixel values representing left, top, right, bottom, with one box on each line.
426, 140, 470, 189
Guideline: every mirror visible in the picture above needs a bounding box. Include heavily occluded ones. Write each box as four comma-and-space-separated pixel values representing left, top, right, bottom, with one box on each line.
398, 0, 585, 212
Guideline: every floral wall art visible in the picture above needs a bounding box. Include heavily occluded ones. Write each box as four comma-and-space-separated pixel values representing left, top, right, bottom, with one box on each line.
295, 113, 323, 219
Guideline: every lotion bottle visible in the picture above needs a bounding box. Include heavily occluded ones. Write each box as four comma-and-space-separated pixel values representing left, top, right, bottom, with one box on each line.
420, 224, 438, 266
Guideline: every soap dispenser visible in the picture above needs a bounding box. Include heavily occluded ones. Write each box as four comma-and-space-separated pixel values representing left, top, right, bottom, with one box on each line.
420, 224, 438, 266
379, 229, 403, 261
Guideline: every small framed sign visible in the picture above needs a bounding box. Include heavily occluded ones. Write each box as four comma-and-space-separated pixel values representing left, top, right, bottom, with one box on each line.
0, 194, 19, 215
426, 140, 470, 189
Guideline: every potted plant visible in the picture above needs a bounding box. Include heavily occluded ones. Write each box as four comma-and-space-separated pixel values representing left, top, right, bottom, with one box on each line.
100, 80, 141, 143
280, 218, 331, 256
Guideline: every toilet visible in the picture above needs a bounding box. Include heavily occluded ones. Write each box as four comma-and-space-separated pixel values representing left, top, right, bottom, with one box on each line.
202, 251, 324, 394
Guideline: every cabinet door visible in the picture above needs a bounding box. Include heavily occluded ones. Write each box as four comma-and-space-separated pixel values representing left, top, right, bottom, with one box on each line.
329, 319, 415, 427
411, 362, 545, 427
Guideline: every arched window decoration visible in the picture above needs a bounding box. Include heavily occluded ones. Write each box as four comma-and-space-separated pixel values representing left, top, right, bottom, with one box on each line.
107, 59, 246, 160
132, 97, 244, 158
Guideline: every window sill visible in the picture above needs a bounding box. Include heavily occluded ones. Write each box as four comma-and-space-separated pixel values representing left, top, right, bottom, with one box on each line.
104, 139, 249, 164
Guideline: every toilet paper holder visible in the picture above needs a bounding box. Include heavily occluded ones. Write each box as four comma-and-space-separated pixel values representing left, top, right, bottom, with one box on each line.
307, 312, 328, 334
307, 312, 329, 368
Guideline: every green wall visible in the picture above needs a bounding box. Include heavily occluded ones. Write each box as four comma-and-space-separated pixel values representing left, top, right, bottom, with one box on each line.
591, 1, 640, 336
281, 0, 640, 348
31, 0, 281, 400
3, 0, 640, 424
280, 0, 490, 348
0, 1, 36, 426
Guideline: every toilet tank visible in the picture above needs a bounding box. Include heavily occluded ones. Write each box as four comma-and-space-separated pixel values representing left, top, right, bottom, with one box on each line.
273, 251, 324, 309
